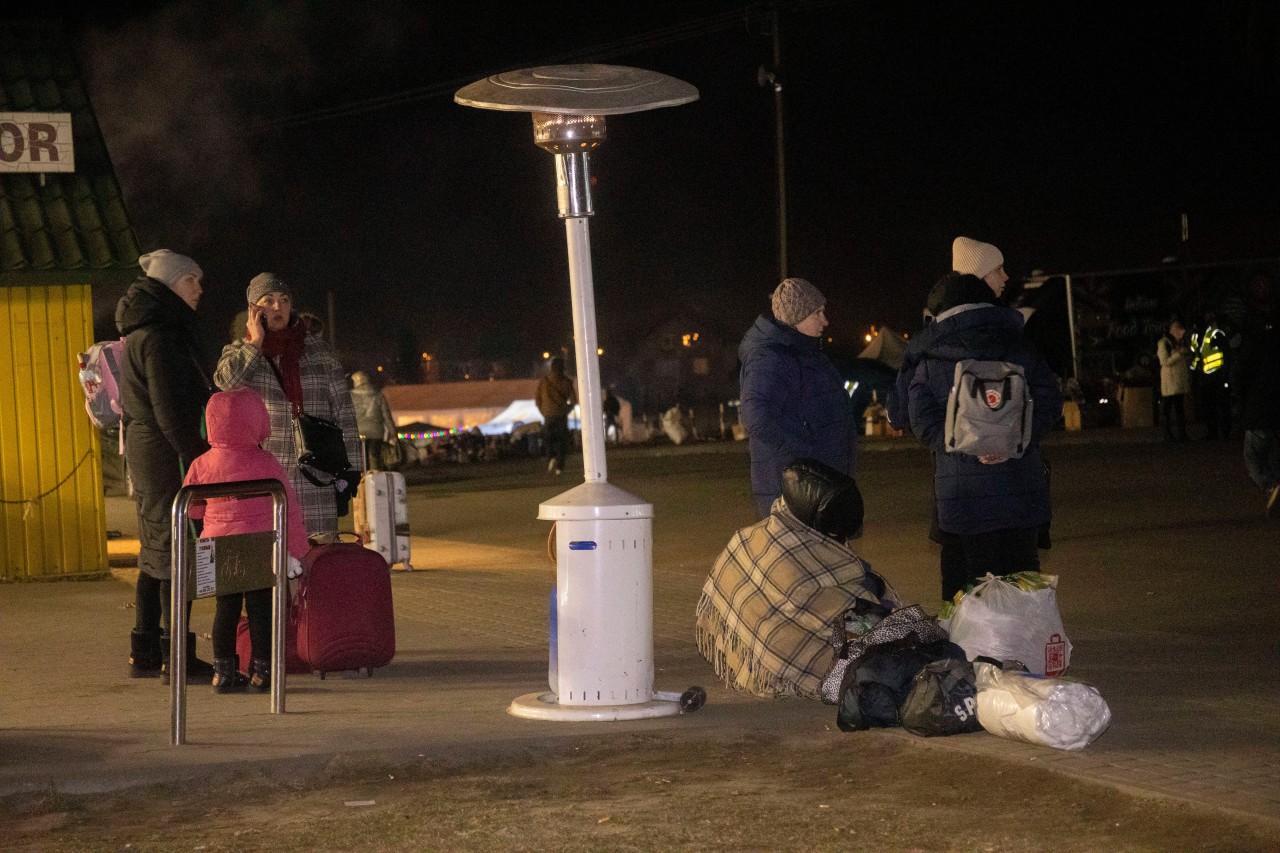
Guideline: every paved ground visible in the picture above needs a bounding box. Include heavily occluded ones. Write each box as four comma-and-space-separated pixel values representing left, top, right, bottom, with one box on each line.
1, 430, 1277, 830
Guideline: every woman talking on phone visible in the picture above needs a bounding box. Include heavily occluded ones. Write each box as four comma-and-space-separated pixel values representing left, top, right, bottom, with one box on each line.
214, 272, 362, 536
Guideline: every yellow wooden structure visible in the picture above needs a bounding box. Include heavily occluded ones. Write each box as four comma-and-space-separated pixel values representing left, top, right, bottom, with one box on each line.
1, 19, 140, 579
0, 284, 107, 579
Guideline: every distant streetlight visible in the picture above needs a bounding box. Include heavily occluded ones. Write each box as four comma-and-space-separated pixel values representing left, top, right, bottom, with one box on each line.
456, 65, 699, 722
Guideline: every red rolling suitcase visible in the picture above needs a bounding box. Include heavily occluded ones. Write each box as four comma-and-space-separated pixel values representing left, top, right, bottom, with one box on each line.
235, 607, 309, 677
296, 537, 396, 677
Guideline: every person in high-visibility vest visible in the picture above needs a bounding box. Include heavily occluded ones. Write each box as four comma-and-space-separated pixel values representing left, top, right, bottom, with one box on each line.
1190, 309, 1232, 440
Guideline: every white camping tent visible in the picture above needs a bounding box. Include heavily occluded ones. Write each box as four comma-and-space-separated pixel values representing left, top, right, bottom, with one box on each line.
477, 400, 583, 435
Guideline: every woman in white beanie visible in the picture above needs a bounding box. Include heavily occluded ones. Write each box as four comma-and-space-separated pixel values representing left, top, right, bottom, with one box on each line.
951, 236, 1009, 299
738, 278, 857, 517
214, 273, 362, 537
115, 249, 215, 681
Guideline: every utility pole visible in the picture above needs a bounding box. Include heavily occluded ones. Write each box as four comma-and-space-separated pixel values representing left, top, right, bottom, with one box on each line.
758, 4, 787, 281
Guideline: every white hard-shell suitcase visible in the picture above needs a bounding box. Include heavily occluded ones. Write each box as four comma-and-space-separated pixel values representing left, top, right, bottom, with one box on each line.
354, 470, 412, 570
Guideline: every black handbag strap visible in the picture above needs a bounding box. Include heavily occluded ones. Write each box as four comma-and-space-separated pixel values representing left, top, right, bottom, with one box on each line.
261, 348, 343, 488
261, 350, 307, 418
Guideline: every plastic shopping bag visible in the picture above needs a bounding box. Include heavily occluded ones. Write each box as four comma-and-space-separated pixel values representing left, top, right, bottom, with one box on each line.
946, 573, 1071, 676
974, 661, 1111, 750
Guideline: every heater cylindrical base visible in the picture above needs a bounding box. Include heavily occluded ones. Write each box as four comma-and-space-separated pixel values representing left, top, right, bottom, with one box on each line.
508, 691, 682, 722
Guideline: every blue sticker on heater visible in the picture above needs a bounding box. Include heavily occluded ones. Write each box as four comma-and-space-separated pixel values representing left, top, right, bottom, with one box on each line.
568, 541, 597, 550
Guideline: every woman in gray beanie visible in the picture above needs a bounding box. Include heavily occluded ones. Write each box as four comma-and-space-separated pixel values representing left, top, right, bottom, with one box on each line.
115, 249, 215, 680
737, 278, 857, 518
214, 273, 362, 537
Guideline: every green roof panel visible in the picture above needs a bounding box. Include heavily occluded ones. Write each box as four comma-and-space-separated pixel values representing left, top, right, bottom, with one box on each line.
0, 19, 139, 286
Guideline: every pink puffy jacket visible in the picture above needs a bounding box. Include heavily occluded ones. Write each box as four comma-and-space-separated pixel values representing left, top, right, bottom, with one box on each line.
183, 387, 310, 559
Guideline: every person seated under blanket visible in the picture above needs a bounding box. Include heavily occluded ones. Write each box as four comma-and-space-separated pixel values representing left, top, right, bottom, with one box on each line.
694, 459, 901, 699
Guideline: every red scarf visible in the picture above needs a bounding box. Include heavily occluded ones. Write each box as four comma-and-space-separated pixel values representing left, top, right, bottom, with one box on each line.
261, 319, 307, 416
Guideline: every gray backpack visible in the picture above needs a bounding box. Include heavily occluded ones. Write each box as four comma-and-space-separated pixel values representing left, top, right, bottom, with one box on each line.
944, 359, 1032, 458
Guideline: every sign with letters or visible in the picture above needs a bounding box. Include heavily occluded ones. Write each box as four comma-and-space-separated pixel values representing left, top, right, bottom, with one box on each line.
0, 112, 74, 173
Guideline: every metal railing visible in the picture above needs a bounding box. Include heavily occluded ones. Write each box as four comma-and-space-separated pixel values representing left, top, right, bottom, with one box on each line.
170, 479, 289, 745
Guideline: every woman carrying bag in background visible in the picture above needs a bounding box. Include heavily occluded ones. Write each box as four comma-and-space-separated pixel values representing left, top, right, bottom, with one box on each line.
214, 273, 362, 537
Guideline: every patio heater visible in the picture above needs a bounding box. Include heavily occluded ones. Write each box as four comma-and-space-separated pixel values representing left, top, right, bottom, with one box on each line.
456, 65, 699, 721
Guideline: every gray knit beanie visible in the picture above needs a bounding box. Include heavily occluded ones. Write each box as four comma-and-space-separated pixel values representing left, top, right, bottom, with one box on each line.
771, 277, 825, 326
247, 272, 291, 306
138, 250, 201, 289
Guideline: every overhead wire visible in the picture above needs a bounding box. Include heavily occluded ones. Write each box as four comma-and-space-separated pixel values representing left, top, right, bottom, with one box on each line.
272, 4, 777, 130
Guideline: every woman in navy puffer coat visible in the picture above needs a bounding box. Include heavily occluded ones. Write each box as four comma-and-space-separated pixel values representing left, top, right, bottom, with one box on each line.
906, 273, 1062, 599
739, 279, 857, 518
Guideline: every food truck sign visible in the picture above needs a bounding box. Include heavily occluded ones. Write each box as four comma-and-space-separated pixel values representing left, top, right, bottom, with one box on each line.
0, 112, 74, 172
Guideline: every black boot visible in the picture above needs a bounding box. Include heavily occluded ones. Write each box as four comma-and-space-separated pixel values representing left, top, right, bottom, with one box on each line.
162, 632, 216, 685
128, 630, 162, 678
248, 658, 271, 694
212, 656, 247, 694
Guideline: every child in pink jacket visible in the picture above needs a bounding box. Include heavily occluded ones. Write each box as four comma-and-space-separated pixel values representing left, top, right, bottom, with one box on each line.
184, 387, 309, 693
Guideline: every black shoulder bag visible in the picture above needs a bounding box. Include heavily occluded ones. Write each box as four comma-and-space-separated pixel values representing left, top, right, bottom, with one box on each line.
264, 354, 350, 487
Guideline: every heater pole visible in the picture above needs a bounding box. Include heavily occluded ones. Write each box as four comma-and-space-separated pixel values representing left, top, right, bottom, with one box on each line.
563, 213, 607, 483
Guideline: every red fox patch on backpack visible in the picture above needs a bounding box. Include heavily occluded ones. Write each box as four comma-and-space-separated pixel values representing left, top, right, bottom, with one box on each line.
944, 359, 1033, 459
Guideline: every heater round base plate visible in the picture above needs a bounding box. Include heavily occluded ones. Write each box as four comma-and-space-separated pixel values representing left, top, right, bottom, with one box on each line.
507, 691, 682, 721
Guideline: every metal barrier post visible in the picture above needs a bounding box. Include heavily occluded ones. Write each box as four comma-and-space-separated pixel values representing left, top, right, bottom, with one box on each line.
171, 479, 289, 746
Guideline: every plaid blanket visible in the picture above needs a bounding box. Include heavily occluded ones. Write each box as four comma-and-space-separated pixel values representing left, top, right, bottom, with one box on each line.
695, 500, 899, 700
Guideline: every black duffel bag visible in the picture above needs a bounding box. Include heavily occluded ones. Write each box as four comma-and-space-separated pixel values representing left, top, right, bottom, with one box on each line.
836, 638, 967, 732
900, 657, 983, 737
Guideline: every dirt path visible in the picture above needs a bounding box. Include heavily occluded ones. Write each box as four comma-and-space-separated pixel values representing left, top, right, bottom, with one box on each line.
8, 729, 1278, 852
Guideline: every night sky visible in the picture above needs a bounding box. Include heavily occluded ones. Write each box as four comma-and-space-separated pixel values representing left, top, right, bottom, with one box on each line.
55, 1, 1280, 381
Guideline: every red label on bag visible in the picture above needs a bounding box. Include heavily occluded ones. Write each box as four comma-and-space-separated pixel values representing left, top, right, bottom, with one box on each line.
1044, 633, 1067, 676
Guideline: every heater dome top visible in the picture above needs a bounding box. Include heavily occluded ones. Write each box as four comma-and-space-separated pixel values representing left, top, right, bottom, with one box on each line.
455, 64, 698, 115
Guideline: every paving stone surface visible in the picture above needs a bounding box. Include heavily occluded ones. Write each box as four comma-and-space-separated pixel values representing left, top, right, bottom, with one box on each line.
2, 433, 1276, 829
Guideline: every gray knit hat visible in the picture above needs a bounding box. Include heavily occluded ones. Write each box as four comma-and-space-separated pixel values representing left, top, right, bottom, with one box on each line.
771, 277, 825, 326
247, 272, 291, 306
952, 236, 1004, 279
138, 249, 201, 289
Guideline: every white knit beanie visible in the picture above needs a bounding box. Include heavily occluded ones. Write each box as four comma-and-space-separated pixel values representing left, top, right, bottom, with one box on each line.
138, 250, 201, 289
951, 236, 1004, 279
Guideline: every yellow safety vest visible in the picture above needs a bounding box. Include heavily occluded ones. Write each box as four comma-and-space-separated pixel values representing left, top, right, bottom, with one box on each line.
1190, 325, 1226, 375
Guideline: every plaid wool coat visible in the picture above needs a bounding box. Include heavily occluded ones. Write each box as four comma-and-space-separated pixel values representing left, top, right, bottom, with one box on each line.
214, 334, 362, 536
695, 501, 898, 699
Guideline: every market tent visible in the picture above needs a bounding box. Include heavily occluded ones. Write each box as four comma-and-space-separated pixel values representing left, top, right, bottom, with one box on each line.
857, 326, 909, 371
478, 400, 583, 435
384, 379, 539, 431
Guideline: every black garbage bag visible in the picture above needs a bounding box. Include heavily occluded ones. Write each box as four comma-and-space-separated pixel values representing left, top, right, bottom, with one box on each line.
836, 638, 966, 731
781, 458, 864, 542
900, 657, 983, 737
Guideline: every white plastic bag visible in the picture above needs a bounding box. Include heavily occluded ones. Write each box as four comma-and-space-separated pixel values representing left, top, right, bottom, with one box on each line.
660, 406, 689, 445
975, 662, 1111, 750
947, 573, 1071, 676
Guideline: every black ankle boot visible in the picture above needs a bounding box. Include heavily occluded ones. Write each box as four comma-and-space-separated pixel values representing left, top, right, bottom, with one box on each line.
212, 656, 247, 694
248, 658, 271, 693
162, 632, 216, 685
129, 630, 162, 678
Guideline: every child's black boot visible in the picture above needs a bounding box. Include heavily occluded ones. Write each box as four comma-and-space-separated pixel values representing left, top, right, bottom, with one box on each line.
212, 656, 248, 694
248, 658, 271, 693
